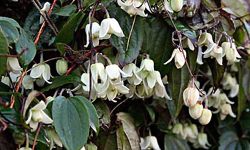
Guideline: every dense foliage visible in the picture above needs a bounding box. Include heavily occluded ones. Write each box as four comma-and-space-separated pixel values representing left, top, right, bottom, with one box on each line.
0, 0, 250, 149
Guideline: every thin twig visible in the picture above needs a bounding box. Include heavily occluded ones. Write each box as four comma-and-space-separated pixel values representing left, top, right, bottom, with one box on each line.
32, 123, 42, 150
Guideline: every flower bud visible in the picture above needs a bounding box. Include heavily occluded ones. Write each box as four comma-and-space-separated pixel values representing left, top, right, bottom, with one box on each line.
189, 103, 203, 119
172, 123, 184, 135
199, 108, 212, 125
56, 59, 68, 75
197, 133, 211, 149
183, 86, 199, 107
170, 0, 184, 12
220, 103, 236, 120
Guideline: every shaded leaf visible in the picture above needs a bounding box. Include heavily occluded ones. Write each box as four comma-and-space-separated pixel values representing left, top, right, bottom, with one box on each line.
0, 27, 9, 75
96, 131, 117, 150
116, 112, 140, 150
54, 5, 77, 16
41, 74, 81, 92
0, 17, 21, 28
116, 126, 132, 150
0, 20, 19, 43
16, 28, 36, 65
93, 100, 110, 125
109, 5, 144, 65
219, 131, 239, 150
52, 96, 90, 150
55, 12, 85, 44
164, 134, 190, 150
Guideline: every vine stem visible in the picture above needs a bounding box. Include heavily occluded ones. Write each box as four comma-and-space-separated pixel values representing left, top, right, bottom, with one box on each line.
32, 123, 42, 150
126, 15, 136, 52
34, 0, 57, 45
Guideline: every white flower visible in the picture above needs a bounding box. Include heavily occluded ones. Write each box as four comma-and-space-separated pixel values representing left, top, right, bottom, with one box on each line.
80, 146, 86, 150
220, 103, 236, 120
183, 85, 200, 107
1, 76, 10, 86
164, 48, 186, 69
221, 73, 239, 98
56, 59, 68, 75
47, 129, 63, 147
106, 64, 128, 80
84, 22, 100, 47
198, 108, 212, 125
9, 71, 22, 82
40, 2, 51, 24
22, 75, 34, 90
30, 63, 52, 84
182, 124, 197, 140
170, 0, 184, 12
203, 44, 225, 65
140, 136, 161, 150
91, 63, 107, 83
172, 123, 184, 136
122, 63, 142, 85
25, 101, 53, 131
197, 32, 214, 46
117, 0, 148, 17
7, 57, 23, 73
193, 133, 211, 149
189, 103, 203, 119
222, 42, 241, 64
99, 18, 125, 39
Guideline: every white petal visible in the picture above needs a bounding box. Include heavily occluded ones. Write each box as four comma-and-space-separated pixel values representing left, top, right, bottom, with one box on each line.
106, 64, 121, 80
30, 64, 44, 79
29, 120, 39, 131
164, 48, 178, 65
109, 18, 125, 37
42, 64, 52, 84
32, 101, 46, 111
81, 73, 90, 91
99, 19, 110, 39
196, 47, 204, 65
22, 75, 34, 90
202, 43, 217, 54
7, 57, 23, 72
40, 111, 53, 124
147, 72, 156, 88
229, 84, 239, 98
25, 110, 33, 124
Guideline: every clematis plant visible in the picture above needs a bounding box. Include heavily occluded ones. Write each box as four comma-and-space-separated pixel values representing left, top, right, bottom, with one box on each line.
99, 18, 125, 39
117, 0, 150, 17
30, 63, 52, 84
84, 22, 100, 47
164, 48, 186, 69
140, 136, 161, 150
25, 101, 53, 131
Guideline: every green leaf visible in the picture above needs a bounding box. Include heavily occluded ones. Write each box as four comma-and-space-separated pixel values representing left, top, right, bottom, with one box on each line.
145, 105, 155, 122
96, 131, 117, 150
74, 96, 99, 133
41, 74, 81, 92
0, 17, 21, 28
164, 134, 190, 150
116, 112, 140, 150
116, 126, 132, 150
16, 28, 36, 65
54, 5, 77, 16
56, 43, 68, 55
0, 27, 9, 75
170, 66, 190, 118
240, 105, 250, 131
142, 17, 173, 74
55, 12, 85, 44
0, 20, 19, 44
219, 131, 239, 150
52, 96, 90, 150
109, 4, 144, 65
93, 100, 111, 125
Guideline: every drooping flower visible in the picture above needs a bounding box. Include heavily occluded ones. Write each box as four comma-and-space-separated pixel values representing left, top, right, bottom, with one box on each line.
46, 128, 63, 147
203, 44, 225, 65
122, 63, 142, 85
140, 136, 161, 150
22, 75, 34, 90
84, 22, 100, 47
182, 124, 197, 140
198, 108, 212, 125
7, 57, 23, 73
220, 103, 236, 120
189, 103, 203, 119
117, 0, 149, 17
221, 73, 239, 98
164, 48, 186, 69
56, 59, 68, 75
40, 2, 51, 24
193, 133, 211, 149
30, 63, 52, 84
25, 101, 53, 131
172, 123, 184, 136
106, 64, 128, 80
221, 42, 241, 64
164, 0, 184, 12
99, 18, 125, 39
91, 63, 107, 83
183, 84, 200, 107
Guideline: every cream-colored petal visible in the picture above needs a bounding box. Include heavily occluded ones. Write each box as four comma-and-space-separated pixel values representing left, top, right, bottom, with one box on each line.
109, 18, 125, 37
164, 48, 178, 65
30, 64, 44, 79
106, 64, 121, 80
40, 111, 53, 124
32, 101, 46, 111
42, 64, 52, 84
99, 19, 110, 39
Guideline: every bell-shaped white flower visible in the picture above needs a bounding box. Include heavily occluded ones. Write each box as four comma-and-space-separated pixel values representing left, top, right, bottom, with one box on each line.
9, 71, 22, 82
221, 73, 239, 98
22, 75, 34, 90
198, 108, 212, 125
189, 103, 203, 119
222, 42, 241, 64
194, 133, 211, 149
182, 124, 197, 140
220, 103, 236, 120
123, 63, 142, 85
106, 64, 128, 80
203, 44, 225, 65
40, 2, 51, 24
47, 129, 63, 147
140, 136, 161, 150
197, 32, 214, 46
81, 73, 91, 92
7, 57, 23, 73
164, 48, 186, 69
91, 63, 107, 83
170, 0, 184, 12
30, 63, 52, 84
183, 85, 200, 107
25, 101, 53, 131
118, 0, 148, 17
1, 76, 10, 86
84, 22, 100, 47
99, 18, 125, 39
172, 123, 184, 136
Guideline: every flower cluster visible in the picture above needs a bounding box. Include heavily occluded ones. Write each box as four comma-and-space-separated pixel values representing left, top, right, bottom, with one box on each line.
183, 81, 212, 125
208, 89, 236, 120
171, 123, 211, 149
80, 57, 169, 102
197, 32, 241, 65
85, 17, 124, 47
117, 0, 151, 17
